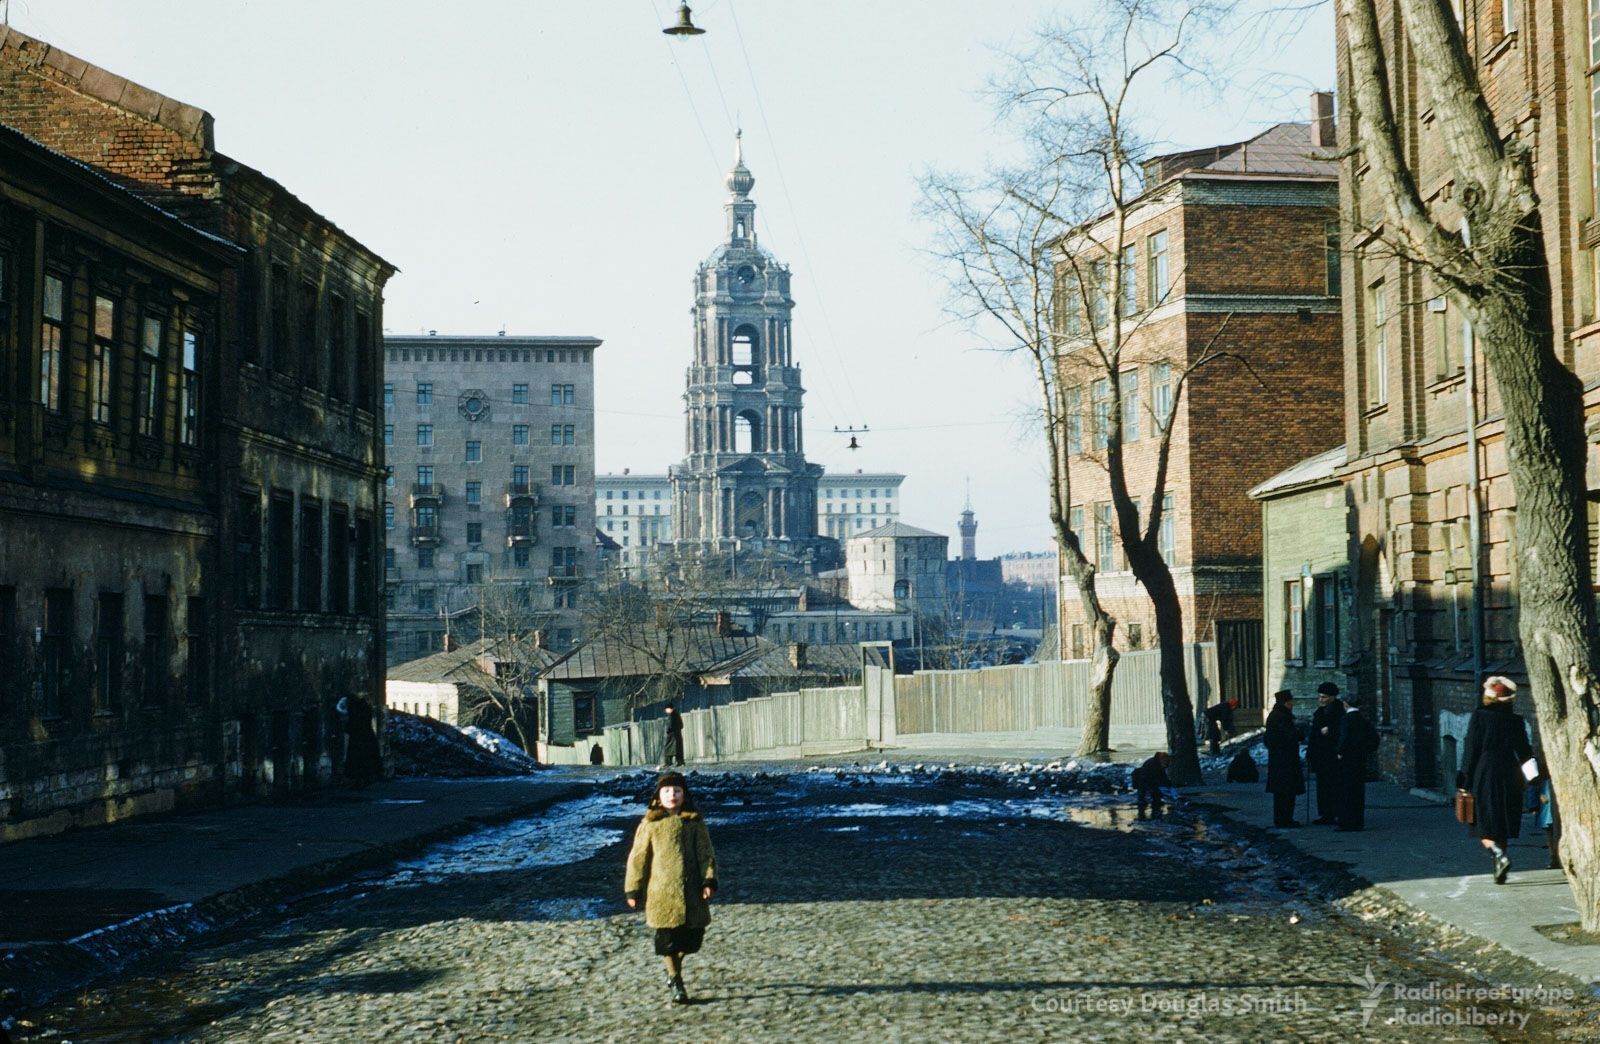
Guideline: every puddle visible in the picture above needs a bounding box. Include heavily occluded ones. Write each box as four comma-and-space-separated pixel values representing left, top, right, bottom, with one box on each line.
372, 795, 625, 887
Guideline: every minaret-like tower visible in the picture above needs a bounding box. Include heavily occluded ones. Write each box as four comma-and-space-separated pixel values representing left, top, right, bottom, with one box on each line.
670, 133, 824, 552
958, 484, 978, 561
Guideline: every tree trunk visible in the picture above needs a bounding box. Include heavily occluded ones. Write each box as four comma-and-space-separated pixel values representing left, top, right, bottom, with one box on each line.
1126, 541, 1202, 783
1059, 530, 1119, 758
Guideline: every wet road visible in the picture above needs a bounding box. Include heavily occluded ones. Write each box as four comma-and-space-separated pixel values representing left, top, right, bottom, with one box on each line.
17, 769, 1598, 1042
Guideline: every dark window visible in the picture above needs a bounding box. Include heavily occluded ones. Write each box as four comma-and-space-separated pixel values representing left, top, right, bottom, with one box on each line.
513, 547, 531, 568
466, 563, 484, 584
41, 588, 72, 718
551, 465, 575, 485
329, 505, 350, 615
512, 383, 528, 405
0, 255, 10, 398
417, 382, 433, 405
90, 295, 116, 425
269, 495, 295, 609
186, 597, 207, 703
417, 588, 436, 612
466, 522, 483, 544
513, 424, 529, 445
138, 315, 163, 438
383, 382, 394, 409
328, 294, 348, 401
234, 491, 262, 609
40, 274, 65, 411
573, 693, 597, 735
415, 503, 438, 529
354, 515, 375, 614
270, 262, 290, 372
513, 464, 530, 486
95, 592, 124, 714
142, 594, 168, 706
465, 440, 481, 462
0, 585, 16, 712
180, 330, 199, 446
355, 312, 375, 411
384, 502, 396, 530
1313, 574, 1338, 664
418, 547, 435, 569
465, 481, 481, 506
300, 501, 323, 611
298, 280, 319, 385
551, 383, 574, 405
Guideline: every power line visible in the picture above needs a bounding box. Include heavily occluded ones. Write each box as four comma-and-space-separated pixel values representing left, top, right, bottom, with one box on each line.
647, 0, 723, 177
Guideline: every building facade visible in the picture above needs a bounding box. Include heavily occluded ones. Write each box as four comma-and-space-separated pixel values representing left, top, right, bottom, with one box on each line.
383, 334, 600, 663
1054, 112, 1344, 682
0, 28, 393, 838
1000, 551, 1059, 590
670, 134, 826, 558
845, 522, 950, 620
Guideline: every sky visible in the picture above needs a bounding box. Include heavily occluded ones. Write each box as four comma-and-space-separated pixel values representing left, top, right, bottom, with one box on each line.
6, 0, 1334, 554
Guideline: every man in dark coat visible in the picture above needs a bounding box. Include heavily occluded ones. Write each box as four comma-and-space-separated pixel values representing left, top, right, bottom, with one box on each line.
1131, 752, 1172, 819
1203, 696, 1238, 755
662, 703, 685, 767
1459, 676, 1534, 883
1334, 692, 1379, 831
1306, 681, 1345, 824
1264, 689, 1305, 827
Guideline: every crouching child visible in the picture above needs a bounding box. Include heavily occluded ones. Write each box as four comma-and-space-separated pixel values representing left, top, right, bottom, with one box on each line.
1131, 752, 1173, 819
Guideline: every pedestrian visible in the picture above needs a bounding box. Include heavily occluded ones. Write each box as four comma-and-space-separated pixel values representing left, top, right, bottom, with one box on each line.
1305, 682, 1345, 824
625, 771, 718, 1005
1203, 696, 1238, 755
1333, 691, 1378, 831
1131, 752, 1172, 819
340, 694, 382, 787
662, 703, 685, 767
1264, 689, 1305, 828
1458, 676, 1534, 884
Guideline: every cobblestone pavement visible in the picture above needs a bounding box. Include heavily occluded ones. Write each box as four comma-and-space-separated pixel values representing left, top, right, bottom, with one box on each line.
17, 768, 1600, 1042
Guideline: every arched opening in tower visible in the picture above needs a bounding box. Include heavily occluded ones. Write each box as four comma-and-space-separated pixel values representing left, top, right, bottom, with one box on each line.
731, 325, 758, 367
734, 410, 763, 453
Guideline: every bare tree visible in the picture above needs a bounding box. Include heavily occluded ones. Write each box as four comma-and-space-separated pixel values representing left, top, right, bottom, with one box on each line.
1338, 0, 1600, 928
452, 578, 558, 755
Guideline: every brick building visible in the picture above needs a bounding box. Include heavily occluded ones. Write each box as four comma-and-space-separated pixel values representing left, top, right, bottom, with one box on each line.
1053, 110, 1345, 711
382, 334, 601, 663
0, 29, 393, 837
1282, 0, 1600, 789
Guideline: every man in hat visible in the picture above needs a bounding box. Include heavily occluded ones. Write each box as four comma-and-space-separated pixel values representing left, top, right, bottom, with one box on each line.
1306, 682, 1345, 824
662, 703, 685, 767
1264, 689, 1305, 827
1334, 690, 1379, 831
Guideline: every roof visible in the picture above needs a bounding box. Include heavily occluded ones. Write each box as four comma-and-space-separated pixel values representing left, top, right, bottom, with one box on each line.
1248, 444, 1348, 500
701, 640, 864, 682
540, 626, 763, 682
385, 334, 603, 348
1145, 122, 1338, 184
385, 640, 496, 684
848, 521, 947, 541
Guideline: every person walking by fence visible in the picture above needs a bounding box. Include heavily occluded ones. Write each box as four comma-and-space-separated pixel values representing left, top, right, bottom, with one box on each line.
1334, 692, 1378, 832
625, 772, 718, 1004
662, 703, 685, 767
1264, 689, 1304, 828
1459, 676, 1534, 884
1306, 682, 1345, 825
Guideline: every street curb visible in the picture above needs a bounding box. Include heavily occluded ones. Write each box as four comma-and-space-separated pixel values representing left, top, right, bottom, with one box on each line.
2, 782, 589, 1013
1187, 797, 1598, 996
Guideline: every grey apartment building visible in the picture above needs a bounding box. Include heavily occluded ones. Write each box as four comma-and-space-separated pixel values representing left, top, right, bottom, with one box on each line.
382, 334, 600, 664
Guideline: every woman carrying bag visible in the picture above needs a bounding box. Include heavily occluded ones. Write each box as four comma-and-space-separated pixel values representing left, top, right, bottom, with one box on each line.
1458, 676, 1534, 885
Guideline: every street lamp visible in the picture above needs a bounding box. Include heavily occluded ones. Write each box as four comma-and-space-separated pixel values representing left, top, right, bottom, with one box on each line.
663, 3, 705, 36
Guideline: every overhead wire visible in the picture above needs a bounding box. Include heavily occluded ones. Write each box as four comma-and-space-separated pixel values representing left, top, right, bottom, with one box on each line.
647, 0, 724, 178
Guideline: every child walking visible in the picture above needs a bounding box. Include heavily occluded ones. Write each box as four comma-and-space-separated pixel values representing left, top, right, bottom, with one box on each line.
625, 771, 718, 1004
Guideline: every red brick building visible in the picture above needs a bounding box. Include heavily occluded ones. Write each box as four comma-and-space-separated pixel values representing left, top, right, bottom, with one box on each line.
1054, 112, 1344, 710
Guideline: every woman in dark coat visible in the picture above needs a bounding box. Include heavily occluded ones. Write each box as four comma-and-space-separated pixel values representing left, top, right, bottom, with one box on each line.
1459, 676, 1533, 884
1264, 689, 1305, 828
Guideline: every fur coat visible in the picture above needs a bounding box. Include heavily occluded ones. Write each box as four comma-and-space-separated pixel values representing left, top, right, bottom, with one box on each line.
624, 808, 718, 929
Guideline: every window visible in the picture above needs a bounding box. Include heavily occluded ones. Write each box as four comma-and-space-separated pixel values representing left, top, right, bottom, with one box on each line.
186, 598, 208, 703
383, 383, 394, 409
418, 547, 435, 569
513, 464, 530, 486
552, 504, 576, 527
86, 296, 111, 425
1096, 503, 1115, 573
1066, 386, 1083, 455
466, 522, 483, 544
573, 694, 597, 735
1150, 361, 1173, 431
513, 546, 531, 568
41, 588, 72, 718
417, 588, 436, 612
1127, 623, 1143, 650
298, 281, 318, 383
385, 547, 396, 571
180, 331, 199, 446
512, 383, 529, 405
0, 256, 9, 400
1503, 0, 1517, 34
269, 496, 295, 609
1369, 282, 1389, 406
465, 481, 482, 506
269, 262, 290, 371
385, 502, 396, 530
551, 424, 575, 445
552, 464, 576, 485
551, 546, 579, 577
328, 295, 348, 401
417, 465, 434, 486
140, 595, 168, 707
354, 515, 375, 614
1285, 579, 1305, 663
329, 505, 350, 615
1070, 623, 1086, 660
551, 383, 574, 405
1431, 297, 1453, 381
95, 593, 124, 714
513, 424, 529, 445
466, 563, 484, 584
299, 501, 323, 611
554, 587, 578, 608
416, 382, 433, 405
1159, 494, 1176, 565
236, 492, 263, 608
1147, 230, 1169, 308
414, 503, 438, 530
465, 440, 481, 463
40, 274, 65, 411
356, 312, 375, 412
417, 424, 433, 447
1061, 274, 1082, 336
138, 316, 163, 437
1069, 506, 1086, 550
384, 424, 395, 448
1119, 244, 1137, 316
1090, 378, 1111, 449
1313, 574, 1338, 663
1091, 261, 1109, 329
0, 586, 15, 702
1120, 370, 1140, 441
1324, 221, 1340, 296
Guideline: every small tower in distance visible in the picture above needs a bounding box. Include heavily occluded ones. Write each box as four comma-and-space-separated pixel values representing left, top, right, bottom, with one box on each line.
958, 482, 978, 561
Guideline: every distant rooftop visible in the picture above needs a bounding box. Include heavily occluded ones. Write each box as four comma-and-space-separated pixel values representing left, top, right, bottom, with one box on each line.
385, 333, 602, 346
849, 521, 946, 541
1143, 122, 1338, 185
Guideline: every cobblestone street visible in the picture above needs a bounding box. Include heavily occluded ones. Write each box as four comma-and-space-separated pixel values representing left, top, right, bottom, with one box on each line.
19, 769, 1599, 1042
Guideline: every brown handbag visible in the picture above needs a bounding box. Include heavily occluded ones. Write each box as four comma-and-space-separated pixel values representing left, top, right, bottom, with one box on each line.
1454, 789, 1476, 825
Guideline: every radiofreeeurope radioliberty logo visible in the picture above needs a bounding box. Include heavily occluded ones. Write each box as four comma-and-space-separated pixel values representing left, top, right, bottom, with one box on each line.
1350, 966, 1386, 1027
1347, 966, 1567, 1031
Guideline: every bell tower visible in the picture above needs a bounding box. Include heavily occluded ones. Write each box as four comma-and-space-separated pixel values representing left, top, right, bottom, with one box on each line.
670, 132, 825, 553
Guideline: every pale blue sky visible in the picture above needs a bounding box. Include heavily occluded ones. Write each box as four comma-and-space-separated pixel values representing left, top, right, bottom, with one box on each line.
8, 0, 1333, 553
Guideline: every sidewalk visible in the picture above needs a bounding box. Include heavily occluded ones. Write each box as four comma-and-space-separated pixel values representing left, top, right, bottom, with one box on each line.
0, 772, 598, 1007
1194, 778, 1600, 988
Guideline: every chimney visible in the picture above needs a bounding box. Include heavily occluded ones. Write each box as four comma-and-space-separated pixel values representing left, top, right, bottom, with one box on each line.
788, 642, 807, 670
1310, 91, 1336, 149
714, 611, 733, 637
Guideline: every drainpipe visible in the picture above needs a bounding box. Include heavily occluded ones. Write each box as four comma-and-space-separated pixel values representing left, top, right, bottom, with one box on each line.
1464, 309, 1485, 686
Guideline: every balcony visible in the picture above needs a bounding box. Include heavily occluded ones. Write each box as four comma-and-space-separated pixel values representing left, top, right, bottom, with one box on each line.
505, 520, 536, 546
385, 565, 403, 583
547, 565, 581, 583
410, 483, 443, 507
505, 482, 538, 507
410, 525, 441, 546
